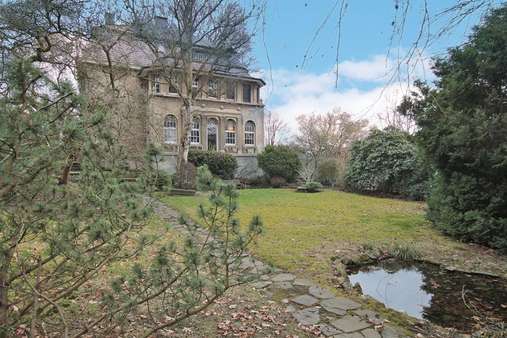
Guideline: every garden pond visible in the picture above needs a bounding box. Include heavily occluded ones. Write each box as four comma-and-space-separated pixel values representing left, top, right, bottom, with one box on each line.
347, 259, 507, 332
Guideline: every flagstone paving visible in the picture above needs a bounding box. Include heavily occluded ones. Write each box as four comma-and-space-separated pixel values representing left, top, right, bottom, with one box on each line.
150, 197, 407, 338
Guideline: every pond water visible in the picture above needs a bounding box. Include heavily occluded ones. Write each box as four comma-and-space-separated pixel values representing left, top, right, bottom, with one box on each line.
347, 260, 507, 332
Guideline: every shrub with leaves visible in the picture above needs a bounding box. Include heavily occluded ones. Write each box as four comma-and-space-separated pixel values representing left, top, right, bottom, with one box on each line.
196, 164, 214, 191
345, 128, 430, 200
269, 176, 287, 188
188, 150, 238, 180
257, 145, 301, 182
303, 181, 323, 193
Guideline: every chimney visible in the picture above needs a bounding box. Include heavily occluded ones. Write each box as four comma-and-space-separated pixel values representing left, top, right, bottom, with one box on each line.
154, 16, 168, 30
105, 12, 114, 25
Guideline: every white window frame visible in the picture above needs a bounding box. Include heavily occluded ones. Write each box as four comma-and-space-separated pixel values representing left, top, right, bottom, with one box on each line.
225, 119, 236, 145
244, 121, 255, 146
190, 118, 200, 144
153, 76, 161, 94
163, 115, 177, 144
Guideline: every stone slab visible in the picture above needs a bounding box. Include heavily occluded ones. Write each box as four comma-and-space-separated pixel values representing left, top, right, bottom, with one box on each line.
252, 281, 271, 289
320, 298, 347, 316
271, 273, 296, 282
331, 315, 371, 333
327, 297, 361, 310
291, 294, 319, 306
333, 333, 364, 338
292, 306, 320, 326
294, 278, 315, 287
273, 281, 294, 290
317, 324, 341, 337
309, 285, 335, 299
362, 328, 382, 338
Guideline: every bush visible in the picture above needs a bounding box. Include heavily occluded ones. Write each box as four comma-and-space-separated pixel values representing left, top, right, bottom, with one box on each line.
188, 150, 237, 179
270, 176, 287, 188
318, 159, 338, 186
345, 128, 430, 200
400, 5, 507, 251
196, 165, 214, 191
257, 145, 301, 182
303, 181, 322, 193
154, 171, 172, 191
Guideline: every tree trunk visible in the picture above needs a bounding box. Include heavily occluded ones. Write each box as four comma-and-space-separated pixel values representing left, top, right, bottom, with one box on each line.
0, 250, 12, 334
177, 101, 192, 170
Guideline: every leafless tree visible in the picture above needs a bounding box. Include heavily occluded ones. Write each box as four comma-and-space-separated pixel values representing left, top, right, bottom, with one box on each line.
264, 110, 288, 145
114, 0, 262, 187
296, 109, 368, 179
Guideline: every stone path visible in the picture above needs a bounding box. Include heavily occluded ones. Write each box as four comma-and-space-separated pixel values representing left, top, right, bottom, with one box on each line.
149, 198, 406, 338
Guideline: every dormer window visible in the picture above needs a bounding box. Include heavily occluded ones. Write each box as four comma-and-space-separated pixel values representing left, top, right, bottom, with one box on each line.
242, 83, 251, 103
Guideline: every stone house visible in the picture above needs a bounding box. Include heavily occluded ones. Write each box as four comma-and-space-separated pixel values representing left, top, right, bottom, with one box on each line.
78, 19, 265, 177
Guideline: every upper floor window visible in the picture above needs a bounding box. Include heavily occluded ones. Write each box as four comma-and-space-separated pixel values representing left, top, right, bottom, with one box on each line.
190, 117, 200, 144
242, 83, 251, 103
153, 76, 161, 94
256, 86, 260, 103
245, 121, 255, 145
168, 76, 178, 94
208, 79, 218, 98
225, 119, 236, 145
164, 114, 177, 144
226, 81, 236, 100
192, 77, 199, 89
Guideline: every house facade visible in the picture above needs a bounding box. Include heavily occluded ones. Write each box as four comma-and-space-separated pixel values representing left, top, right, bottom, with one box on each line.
147, 71, 265, 177
78, 21, 265, 178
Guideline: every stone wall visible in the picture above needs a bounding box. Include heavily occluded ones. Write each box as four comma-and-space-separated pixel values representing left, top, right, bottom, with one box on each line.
156, 153, 262, 179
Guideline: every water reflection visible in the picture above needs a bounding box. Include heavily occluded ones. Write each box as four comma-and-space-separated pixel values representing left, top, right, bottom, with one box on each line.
347, 260, 507, 332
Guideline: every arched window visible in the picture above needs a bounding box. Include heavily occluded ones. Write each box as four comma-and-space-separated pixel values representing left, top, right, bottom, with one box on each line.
225, 119, 236, 145
245, 121, 255, 145
190, 117, 200, 144
164, 114, 177, 144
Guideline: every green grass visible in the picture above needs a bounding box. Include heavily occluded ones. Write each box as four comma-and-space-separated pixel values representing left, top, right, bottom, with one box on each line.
158, 189, 466, 282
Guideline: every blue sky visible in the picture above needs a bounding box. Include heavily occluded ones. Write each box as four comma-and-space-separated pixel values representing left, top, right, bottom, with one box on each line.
248, 0, 498, 131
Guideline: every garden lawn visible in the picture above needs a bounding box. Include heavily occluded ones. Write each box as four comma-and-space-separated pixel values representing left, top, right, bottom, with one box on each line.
159, 189, 507, 286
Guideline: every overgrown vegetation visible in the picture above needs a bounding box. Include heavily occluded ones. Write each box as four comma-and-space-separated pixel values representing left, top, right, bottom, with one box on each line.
345, 128, 430, 200
400, 4, 507, 251
257, 145, 301, 183
188, 149, 238, 180
0, 1, 262, 335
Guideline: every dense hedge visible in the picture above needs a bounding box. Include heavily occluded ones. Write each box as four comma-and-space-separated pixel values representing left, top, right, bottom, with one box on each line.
257, 145, 301, 182
404, 5, 507, 251
188, 150, 237, 179
345, 128, 429, 200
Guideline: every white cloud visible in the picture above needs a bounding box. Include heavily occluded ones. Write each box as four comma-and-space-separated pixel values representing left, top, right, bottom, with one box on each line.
338, 54, 391, 82
259, 53, 433, 135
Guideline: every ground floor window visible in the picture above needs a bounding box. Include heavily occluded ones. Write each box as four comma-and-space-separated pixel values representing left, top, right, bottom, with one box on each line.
164, 114, 177, 144
190, 118, 200, 144
245, 120, 255, 145
207, 118, 218, 151
225, 119, 236, 145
